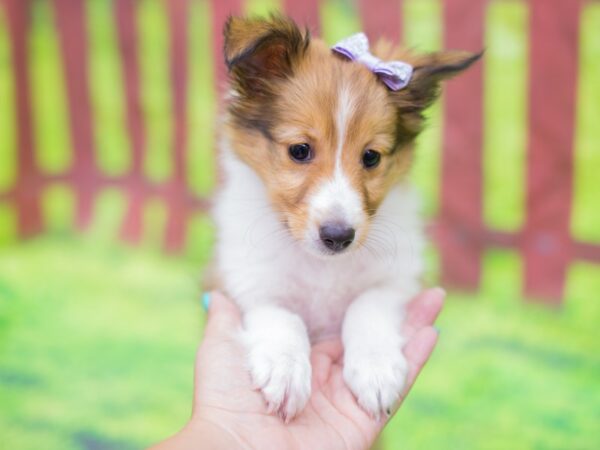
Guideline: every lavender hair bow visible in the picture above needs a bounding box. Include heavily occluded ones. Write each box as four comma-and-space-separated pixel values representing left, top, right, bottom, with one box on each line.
332, 32, 413, 91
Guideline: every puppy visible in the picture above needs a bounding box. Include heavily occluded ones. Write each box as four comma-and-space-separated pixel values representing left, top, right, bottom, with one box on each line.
210, 15, 480, 421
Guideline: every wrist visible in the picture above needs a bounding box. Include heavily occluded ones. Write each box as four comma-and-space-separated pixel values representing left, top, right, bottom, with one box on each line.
184, 414, 251, 450
150, 416, 248, 450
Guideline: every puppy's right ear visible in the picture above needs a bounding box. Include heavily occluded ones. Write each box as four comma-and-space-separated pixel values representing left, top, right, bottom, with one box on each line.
224, 15, 310, 97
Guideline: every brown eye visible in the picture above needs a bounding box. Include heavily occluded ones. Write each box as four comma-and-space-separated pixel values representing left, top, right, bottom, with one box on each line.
289, 143, 313, 163
362, 149, 381, 169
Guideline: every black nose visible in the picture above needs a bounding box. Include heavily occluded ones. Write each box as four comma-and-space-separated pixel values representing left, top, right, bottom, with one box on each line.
319, 223, 355, 252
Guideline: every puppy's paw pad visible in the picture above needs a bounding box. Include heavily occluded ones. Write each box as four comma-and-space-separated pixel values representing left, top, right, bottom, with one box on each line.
343, 349, 408, 418
248, 345, 311, 421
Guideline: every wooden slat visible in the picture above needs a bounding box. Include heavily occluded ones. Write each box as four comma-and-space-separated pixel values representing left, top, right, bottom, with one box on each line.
484, 229, 520, 249
573, 242, 600, 265
115, 0, 144, 176
167, 0, 188, 182
358, 0, 402, 44
1, 170, 208, 206
211, 0, 242, 93
3, 0, 43, 237
114, 0, 145, 244
283, 0, 321, 34
522, 0, 582, 302
0, 190, 14, 202
164, 0, 189, 251
438, 0, 485, 291
53, 0, 96, 228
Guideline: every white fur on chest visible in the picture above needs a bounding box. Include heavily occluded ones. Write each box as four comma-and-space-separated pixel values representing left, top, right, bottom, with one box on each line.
212, 146, 425, 341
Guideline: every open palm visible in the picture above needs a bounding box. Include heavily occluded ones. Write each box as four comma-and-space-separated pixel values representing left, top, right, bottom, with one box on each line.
153, 289, 443, 450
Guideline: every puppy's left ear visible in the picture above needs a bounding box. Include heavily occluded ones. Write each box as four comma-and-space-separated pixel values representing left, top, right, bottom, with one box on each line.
392, 50, 482, 140
399, 50, 482, 109
224, 15, 310, 97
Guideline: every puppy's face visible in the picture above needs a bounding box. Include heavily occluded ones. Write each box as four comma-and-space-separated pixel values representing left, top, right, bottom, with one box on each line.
224, 16, 479, 257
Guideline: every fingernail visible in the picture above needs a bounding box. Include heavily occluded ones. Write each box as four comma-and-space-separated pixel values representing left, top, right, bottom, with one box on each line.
432, 287, 446, 297
202, 292, 211, 311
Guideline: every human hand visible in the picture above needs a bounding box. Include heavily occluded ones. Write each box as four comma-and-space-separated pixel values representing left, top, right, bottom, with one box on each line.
150, 288, 444, 450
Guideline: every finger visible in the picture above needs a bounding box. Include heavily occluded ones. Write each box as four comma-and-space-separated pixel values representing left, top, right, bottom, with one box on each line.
403, 288, 445, 338
203, 291, 242, 337
310, 339, 344, 387
384, 326, 438, 419
403, 326, 439, 394
311, 339, 344, 361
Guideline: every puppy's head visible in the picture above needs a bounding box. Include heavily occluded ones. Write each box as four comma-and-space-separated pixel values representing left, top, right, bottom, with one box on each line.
224, 15, 480, 257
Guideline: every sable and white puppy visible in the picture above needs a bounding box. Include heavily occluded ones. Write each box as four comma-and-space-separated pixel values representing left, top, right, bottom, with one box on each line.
211, 15, 479, 420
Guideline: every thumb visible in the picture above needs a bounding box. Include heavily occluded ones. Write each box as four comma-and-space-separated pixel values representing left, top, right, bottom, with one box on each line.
203, 291, 242, 337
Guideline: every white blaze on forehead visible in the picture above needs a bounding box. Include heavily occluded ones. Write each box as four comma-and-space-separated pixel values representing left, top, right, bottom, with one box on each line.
307, 83, 364, 231
335, 84, 355, 173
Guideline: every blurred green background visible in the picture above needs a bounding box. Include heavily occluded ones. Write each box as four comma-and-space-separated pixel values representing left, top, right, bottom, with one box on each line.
1, 0, 599, 449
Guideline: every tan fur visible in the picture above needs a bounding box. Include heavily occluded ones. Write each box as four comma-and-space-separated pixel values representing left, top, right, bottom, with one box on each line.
223, 15, 480, 245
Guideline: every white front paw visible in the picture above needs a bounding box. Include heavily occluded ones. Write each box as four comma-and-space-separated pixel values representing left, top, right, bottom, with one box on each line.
246, 341, 312, 421
343, 346, 408, 418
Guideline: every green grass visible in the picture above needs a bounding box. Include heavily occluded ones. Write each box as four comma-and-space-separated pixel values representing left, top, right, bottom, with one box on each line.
186, 0, 217, 196
0, 4, 16, 192
1, 239, 598, 450
88, 0, 131, 177
0, 238, 204, 450
29, 0, 72, 175
483, 0, 528, 232
139, 0, 173, 183
403, 0, 443, 217
1, 0, 600, 449
384, 251, 600, 450
572, 2, 600, 243
320, 0, 362, 44
0, 203, 16, 246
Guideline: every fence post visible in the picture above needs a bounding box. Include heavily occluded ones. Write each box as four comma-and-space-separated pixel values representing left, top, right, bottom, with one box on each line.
164, 0, 189, 252
3, 0, 43, 238
211, 0, 242, 93
358, 0, 402, 44
522, 0, 581, 303
114, 0, 145, 244
438, 0, 485, 291
283, 0, 321, 34
53, 0, 96, 229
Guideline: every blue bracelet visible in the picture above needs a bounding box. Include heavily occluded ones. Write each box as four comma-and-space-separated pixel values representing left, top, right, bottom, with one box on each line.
201, 292, 211, 311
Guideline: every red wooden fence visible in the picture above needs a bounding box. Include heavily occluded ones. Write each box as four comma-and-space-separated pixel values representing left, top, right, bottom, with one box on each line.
1, 0, 599, 303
